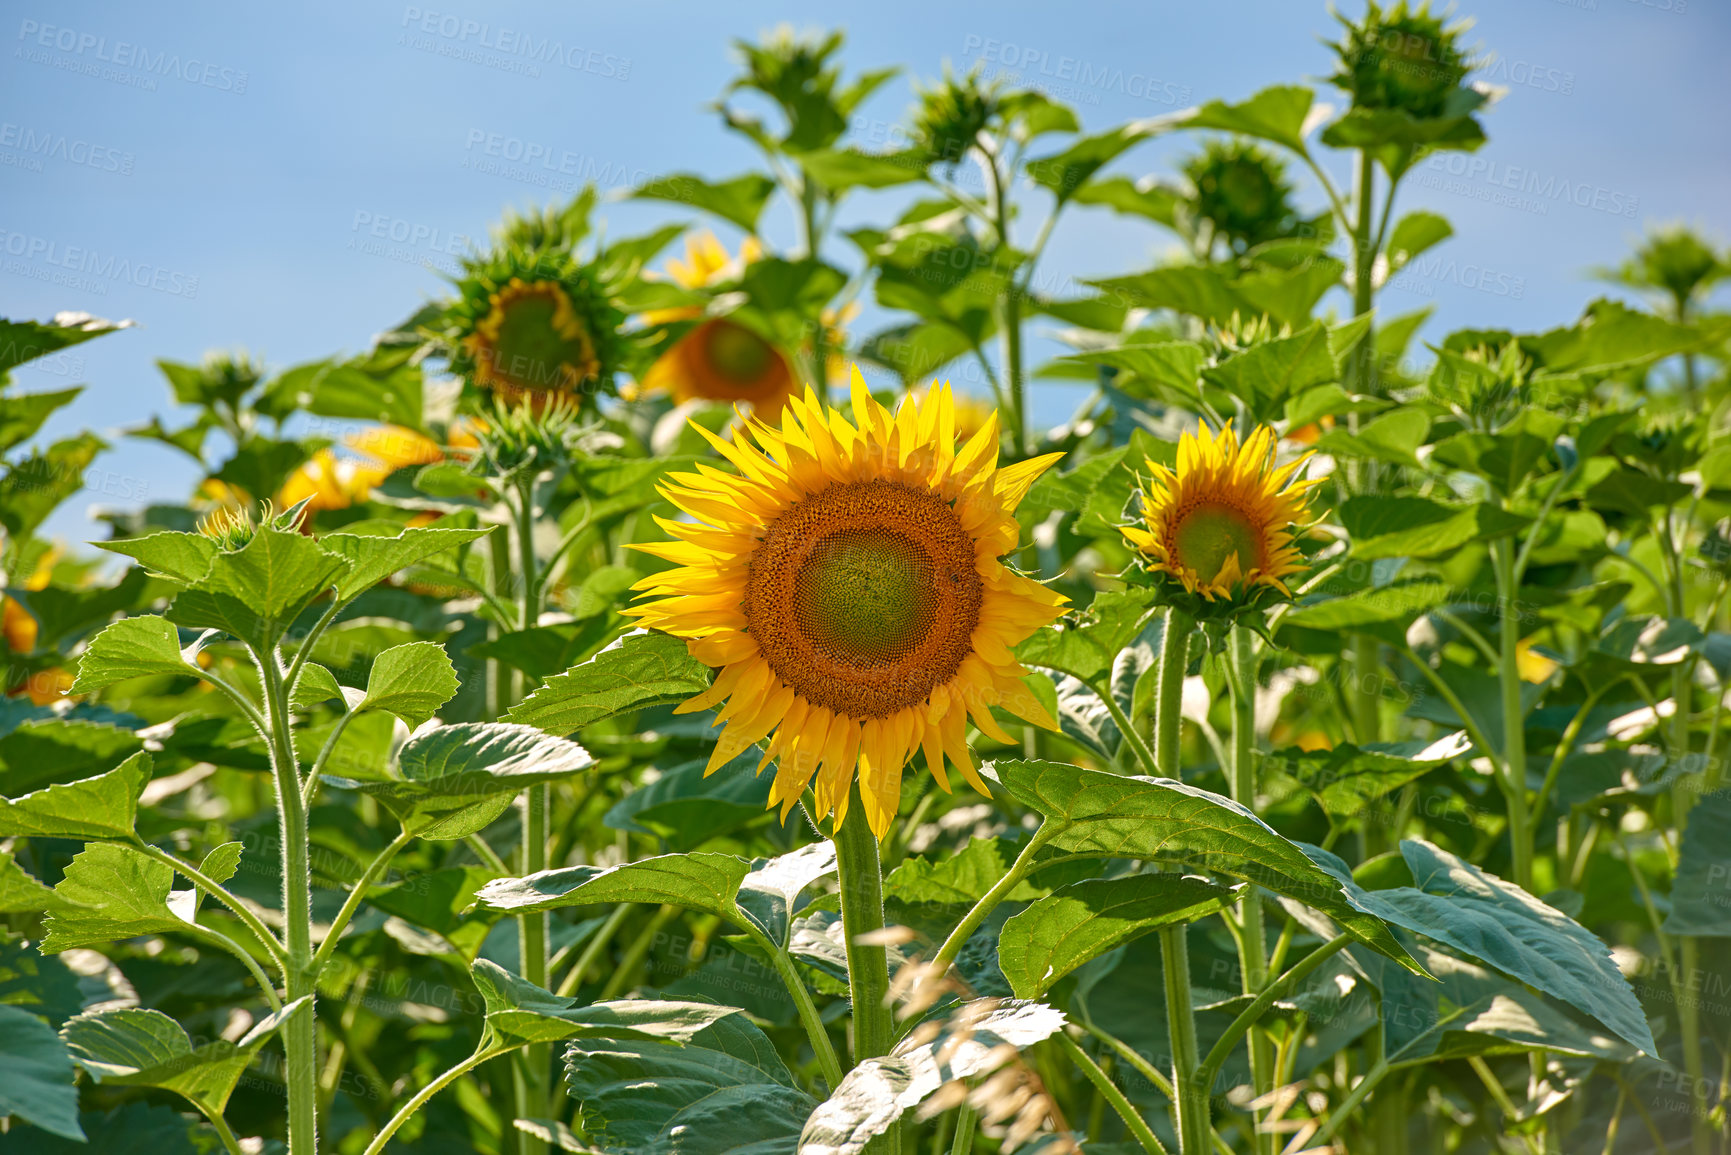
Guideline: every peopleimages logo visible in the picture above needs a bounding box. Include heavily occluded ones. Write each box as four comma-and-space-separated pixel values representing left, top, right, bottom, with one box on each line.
961, 34, 1191, 106
399, 8, 631, 80
1421, 153, 1640, 218
0, 230, 199, 298
0, 122, 134, 174
16, 20, 249, 93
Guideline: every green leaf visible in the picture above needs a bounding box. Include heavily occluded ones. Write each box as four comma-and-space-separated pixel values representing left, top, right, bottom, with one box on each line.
0, 719, 145, 797
797, 148, 926, 189
1070, 175, 1182, 226
1662, 790, 1731, 936
168, 524, 350, 649
0, 433, 105, 539
1178, 84, 1316, 154
356, 641, 457, 727
1087, 266, 1251, 328
1315, 408, 1431, 469
1386, 211, 1453, 273
1264, 733, 1470, 818
468, 620, 614, 682
0, 852, 71, 914
0, 389, 79, 455
99, 532, 219, 584
509, 630, 713, 736
1064, 343, 1206, 408
986, 759, 1420, 972
800, 999, 1067, 1154
70, 616, 202, 694
735, 842, 837, 948
1027, 123, 1157, 204
1342, 496, 1530, 560
999, 873, 1234, 997
0, 752, 150, 841
0, 1004, 84, 1140
334, 723, 593, 839
567, 1006, 814, 1155
633, 172, 777, 233
602, 750, 774, 851
1281, 578, 1454, 641
61, 999, 308, 1116
1307, 840, 1657, 1056
472, 958, 742, 1050
292, 662, 347, 709
266, 349, 424, 428
321, 524, 492, 602
0, 313, 131, 378
1017, 588, 1161, 688
475, 852, 750, 921
1201, 324, 1338, 421
41, 842, 181, 953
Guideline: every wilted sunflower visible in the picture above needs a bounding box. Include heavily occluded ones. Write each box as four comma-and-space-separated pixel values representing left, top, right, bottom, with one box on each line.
1123, 422, 1317, 609
637, 232, 801, 419
628, 371, 1067, 837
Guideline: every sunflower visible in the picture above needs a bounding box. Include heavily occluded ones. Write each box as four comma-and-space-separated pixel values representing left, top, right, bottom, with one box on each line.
1123, 422, 1318, 608
627, 370, 1067, 838
461, 278, 602, 402
276, 427, 445, 515
636, 232, 802, 419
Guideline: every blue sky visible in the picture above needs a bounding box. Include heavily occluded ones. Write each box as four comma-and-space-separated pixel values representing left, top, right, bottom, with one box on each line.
4, 0, 1728, 543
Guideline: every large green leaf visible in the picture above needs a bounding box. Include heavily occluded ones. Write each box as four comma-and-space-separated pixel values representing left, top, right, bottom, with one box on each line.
1264, 732, 1471, 818
41, 842, 181, 953
800, 999, 1067, 1154
999, 873, 1234, 997
566, 1007, 814, 1155
471, 959, 738, 1050
632, 172, 777, 233
986, 759, 1420, 972
1201, 324, 1338, 421
0, 852, 73, 914
1177, 84, 1316, 153
0, 433, 105, 539
178, 523, 348, 636
334, 723, 593, 839
602, 750, 774, 851
320, 524, 492, 602
1017, 588, 1161, 687
355, 641, 457, 727
0, 751, 151, 840
1087, 266, 1251, 327
1341, 496, 1530, 560
0, 389, 79, 455
99, 532, 219, 584
69, 616, 204, 694
61, 999, 309, 1116
1662, 791, 1731, 936
1027, 123, 1157, 203
475, 852, 750, 921
735, 842, 836, 948
0, 718, 145, 797
509, 630, 713, 735
0, 312, 132, 379
0, 1004, 84, 1140
1304, 840, 1656, 1055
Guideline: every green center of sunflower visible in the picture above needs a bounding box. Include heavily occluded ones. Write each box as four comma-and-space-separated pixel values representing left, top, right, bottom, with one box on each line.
490, 292, 593, 388
704, 321, 776, 383
792, 527, 937, 665
1174, 503, 1260, 584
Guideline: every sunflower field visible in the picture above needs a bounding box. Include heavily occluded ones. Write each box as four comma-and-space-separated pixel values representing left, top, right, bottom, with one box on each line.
4, 5, 1731, 1155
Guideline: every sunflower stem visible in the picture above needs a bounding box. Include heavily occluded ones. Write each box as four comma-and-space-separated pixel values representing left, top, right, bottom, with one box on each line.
511, 472, 551, 1155
1227, 626, 1274, 1155
833, 783, 900, 1154
1154, 609, 1194, 778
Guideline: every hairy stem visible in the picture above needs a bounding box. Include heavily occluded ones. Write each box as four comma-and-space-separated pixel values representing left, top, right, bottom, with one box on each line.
1055, 1032, 1169, 1155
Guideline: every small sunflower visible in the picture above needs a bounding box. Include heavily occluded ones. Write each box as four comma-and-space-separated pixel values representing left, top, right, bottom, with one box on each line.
440, 243, 625, 409
1123, 422, 1318, 612
637, 232, 801, 419
628, 370, 1067, 838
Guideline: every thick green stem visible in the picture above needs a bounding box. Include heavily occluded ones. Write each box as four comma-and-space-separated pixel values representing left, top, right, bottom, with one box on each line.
510, 475, 551, 1155
1493, 537, 1533, 890
987, 151, 1027, 457
1226, 627, 1272, 1153
1055, 1032, 1169, 1155
1160, 926, 1210, 1154
260, 652, 318, 1155
833, 786, 894, 1066
1155, 610, 1193, 778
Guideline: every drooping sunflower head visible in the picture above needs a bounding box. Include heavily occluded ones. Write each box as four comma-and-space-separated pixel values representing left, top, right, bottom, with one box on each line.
441, 247, 625, 408
1182, 139, 1303, 253
1123, 422, 1318, 617
628, 369, 1068, 838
